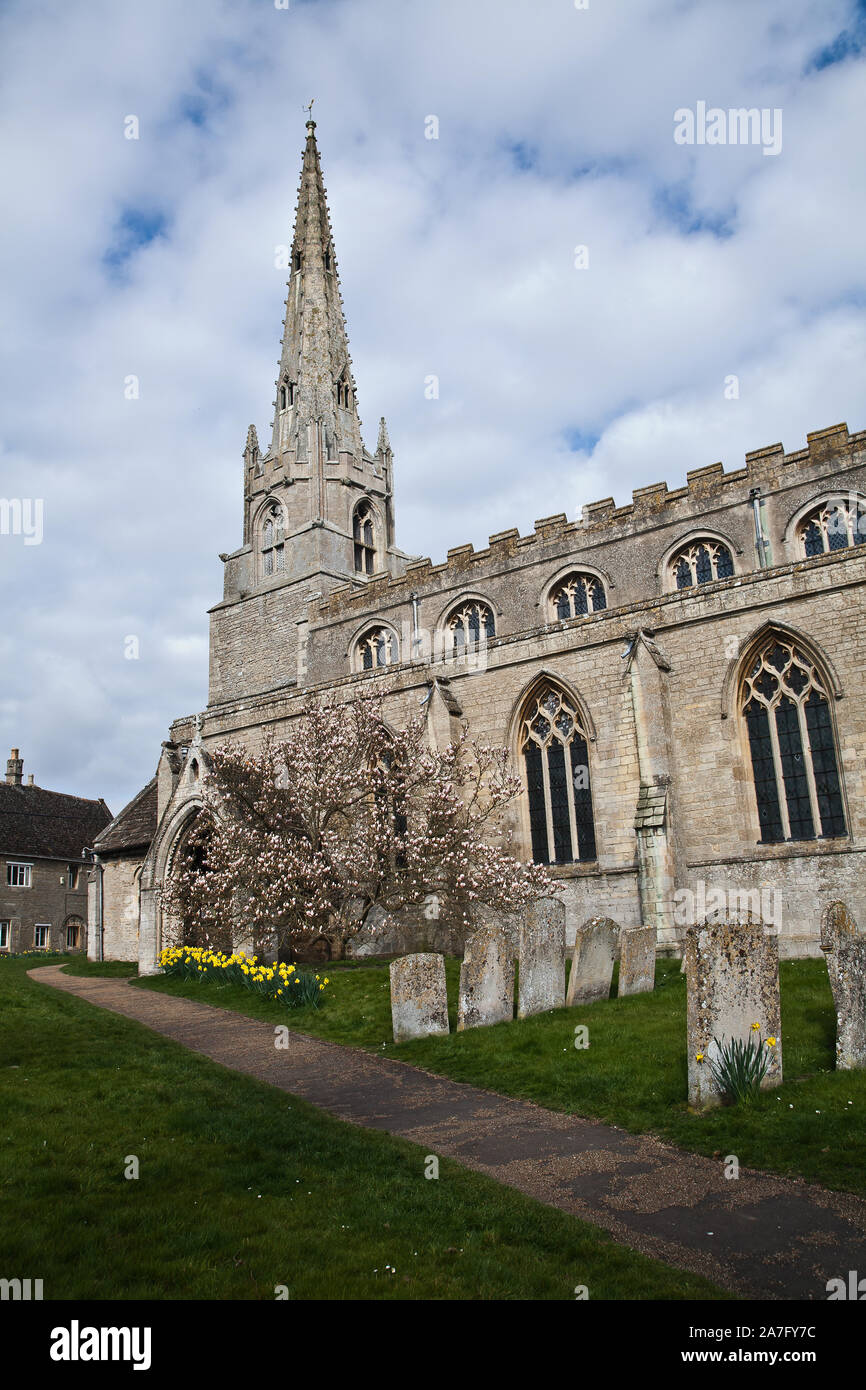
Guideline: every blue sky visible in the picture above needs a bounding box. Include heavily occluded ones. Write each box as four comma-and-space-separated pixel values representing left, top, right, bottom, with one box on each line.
0, 0, 864, 813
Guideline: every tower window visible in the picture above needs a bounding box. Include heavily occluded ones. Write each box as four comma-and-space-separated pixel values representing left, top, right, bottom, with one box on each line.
357, 626, 398, 671
280, 384, 287, 410
261, 505, 285, 578
519, 685, 596, 865
741, 636, 846, 843
446, 600, 495, 653
549, 572, 607, 619
670, 539, 734, 590
798, 496, 866, 557
353, 503, 375, 575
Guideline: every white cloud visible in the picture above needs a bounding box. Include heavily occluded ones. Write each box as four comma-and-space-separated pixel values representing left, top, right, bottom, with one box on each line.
0, 0, 863, 811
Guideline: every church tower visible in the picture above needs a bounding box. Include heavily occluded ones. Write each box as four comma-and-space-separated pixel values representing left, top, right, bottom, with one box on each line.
209, 118, 407, 706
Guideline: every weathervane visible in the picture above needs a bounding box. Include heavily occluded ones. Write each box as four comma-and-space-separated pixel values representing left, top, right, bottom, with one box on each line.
304, 98, 315, 123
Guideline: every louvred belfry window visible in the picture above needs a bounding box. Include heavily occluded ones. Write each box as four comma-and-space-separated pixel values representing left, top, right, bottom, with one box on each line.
519, 686, 596, 865
741, 637, 846, 844
261, 505, 285, 577
353, 503, 375, 575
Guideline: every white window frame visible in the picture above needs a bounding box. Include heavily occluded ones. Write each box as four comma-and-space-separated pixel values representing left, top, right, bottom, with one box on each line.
0, 921, 9, 950
7, 862, 32, 888
34, 924, 50, 949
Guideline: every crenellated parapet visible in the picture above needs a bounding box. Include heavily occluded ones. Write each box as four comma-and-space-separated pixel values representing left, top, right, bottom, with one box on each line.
317, 423, 865, 622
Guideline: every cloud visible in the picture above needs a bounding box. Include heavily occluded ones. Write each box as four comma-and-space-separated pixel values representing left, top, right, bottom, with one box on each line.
0, 0, 863, 811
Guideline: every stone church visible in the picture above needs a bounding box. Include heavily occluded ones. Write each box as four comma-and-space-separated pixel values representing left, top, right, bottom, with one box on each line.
89, 118, 866, 972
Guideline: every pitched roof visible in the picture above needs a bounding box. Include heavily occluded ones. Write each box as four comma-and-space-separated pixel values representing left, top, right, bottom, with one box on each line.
93, 777, 158, 855
0, 783, 112, 860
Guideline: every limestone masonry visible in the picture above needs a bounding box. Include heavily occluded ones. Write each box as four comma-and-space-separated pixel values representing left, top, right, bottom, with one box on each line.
88, 120, 866, 974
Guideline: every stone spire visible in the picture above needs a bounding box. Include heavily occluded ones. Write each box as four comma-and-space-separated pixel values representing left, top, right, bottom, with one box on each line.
270, 118, 365, 465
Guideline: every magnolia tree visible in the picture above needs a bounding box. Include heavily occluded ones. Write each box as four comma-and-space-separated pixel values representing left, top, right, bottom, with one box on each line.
161, 692, 553, 957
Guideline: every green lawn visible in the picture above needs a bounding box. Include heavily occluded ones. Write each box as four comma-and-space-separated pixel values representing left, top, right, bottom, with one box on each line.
138, 954, 866, 1196
0, 955, 726, 1301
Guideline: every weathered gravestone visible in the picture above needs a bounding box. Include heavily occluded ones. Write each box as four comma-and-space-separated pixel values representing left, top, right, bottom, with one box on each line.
390, 953, 450, 1043
517, 897, 565, 1018
684, 920, 782, 1110
457, 922, 515, 1030
618, 925, 656, 997
566, 916, 619, 1006
820, 900, 866, 1070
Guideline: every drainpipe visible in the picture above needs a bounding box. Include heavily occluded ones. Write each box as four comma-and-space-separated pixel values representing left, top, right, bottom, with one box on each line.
410, 592, 420, 657
750, 487, 769, 568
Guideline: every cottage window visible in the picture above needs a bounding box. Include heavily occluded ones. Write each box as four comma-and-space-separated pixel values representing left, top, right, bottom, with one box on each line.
34, 924, 49, 949
7, 862, 32, 888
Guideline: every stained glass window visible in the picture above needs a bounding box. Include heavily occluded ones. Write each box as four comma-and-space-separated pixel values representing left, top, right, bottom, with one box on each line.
741, 637, 846, 843
670, 539, 735, 589
549, 572, 607, 619
519, 686, 596, 864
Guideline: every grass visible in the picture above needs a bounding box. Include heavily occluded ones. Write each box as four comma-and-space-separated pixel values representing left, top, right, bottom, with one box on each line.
0, 954, 727, 1301
137, 954, 866, 1196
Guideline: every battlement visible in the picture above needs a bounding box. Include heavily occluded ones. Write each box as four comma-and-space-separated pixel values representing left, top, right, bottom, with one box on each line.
316, 422, 864, 622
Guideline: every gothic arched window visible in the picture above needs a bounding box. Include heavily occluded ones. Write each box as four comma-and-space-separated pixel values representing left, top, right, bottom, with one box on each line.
798, 496, 866, 557
670, 539, 734, 590
353, 503, 375, 575
741, 636, 846, 843
549, 572, 607, 619
519, 685, 596, 864
357, 626, 398, 671
446, 600, 495, 653
261, 504, 285, 577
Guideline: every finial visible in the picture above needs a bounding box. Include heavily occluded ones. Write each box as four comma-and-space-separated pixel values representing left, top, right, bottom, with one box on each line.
304, 97, 316, 133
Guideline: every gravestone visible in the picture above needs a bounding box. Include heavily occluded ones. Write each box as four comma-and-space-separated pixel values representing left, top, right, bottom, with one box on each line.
820, 900, 866, 1070
457, 922, 515, 1030
517, 897, 565, 1018
566, 916, 619, 1006
684, 920, 782, 1110
390, 953, 449, 1043
618, 925, 656, 997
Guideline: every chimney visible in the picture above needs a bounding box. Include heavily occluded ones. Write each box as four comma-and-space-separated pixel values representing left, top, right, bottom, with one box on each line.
6, 749, 22, 786
27, 774, 34, 787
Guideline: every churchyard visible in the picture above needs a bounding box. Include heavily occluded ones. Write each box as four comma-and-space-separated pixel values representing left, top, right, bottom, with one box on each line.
136, 903, 866, 1199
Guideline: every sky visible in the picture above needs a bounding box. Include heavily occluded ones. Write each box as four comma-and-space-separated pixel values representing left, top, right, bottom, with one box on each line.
0, 0, 864, 816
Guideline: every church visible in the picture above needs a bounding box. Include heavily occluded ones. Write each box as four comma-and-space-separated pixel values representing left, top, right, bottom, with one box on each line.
88, 117, 866, 971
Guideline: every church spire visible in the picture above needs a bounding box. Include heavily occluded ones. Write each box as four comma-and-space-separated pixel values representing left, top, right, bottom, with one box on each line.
270, 117, 365, 465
